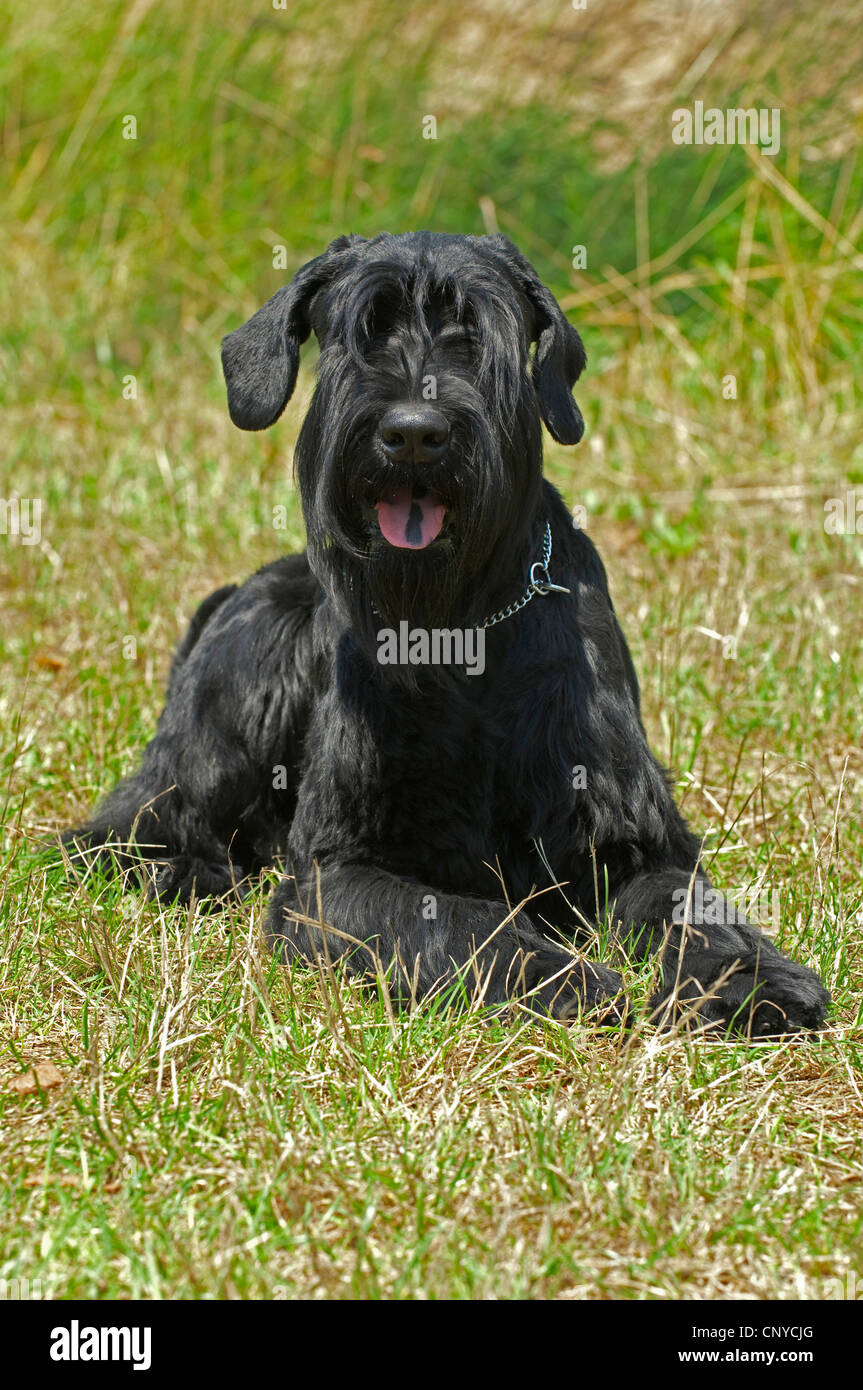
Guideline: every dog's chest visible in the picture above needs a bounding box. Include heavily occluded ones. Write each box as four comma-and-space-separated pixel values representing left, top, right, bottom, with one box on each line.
297, 669, 573, 892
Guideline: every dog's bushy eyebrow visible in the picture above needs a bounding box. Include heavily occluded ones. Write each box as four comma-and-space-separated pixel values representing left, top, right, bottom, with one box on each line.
323, 261, 413, 362
461, 284, 525, 390
328, 256, 526, 416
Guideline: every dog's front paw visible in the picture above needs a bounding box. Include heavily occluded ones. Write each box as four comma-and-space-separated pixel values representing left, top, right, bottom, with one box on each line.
147, 856, 249, 908
534, 954, 629, 1027
652, 947, 830, 1037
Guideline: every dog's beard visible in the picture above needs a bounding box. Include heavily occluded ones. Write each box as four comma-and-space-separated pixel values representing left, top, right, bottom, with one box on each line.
336, 536, 464, 633
295, 350, 544, 669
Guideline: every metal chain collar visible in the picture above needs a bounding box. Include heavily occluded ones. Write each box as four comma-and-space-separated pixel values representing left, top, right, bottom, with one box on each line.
480, 523, 571, 630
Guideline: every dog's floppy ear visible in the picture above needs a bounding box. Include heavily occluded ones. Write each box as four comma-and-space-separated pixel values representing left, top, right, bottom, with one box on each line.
484, 235, 586, 445
221, 235, 362, 431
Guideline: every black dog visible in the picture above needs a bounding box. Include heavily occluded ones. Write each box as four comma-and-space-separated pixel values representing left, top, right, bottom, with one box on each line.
65, 231, 829, 1035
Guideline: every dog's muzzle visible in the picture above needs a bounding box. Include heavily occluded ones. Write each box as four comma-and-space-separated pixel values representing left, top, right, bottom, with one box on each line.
373, 406, 451, 549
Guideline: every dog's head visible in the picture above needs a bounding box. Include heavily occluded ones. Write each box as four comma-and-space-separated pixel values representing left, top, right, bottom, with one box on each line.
221, 232, 586, 635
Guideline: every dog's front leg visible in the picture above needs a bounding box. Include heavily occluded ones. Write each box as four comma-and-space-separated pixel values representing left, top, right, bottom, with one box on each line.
267, 864, 627, 1022
611, 868, 830, 1035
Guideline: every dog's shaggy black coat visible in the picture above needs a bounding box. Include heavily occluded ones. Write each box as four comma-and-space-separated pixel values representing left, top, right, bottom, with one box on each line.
66, 231, 830, 1035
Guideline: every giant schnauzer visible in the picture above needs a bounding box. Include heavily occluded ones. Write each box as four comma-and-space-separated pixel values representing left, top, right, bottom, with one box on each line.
65, 231, 830, 1035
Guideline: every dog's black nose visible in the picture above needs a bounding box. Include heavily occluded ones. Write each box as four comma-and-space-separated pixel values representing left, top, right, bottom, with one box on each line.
378, 407, 449, 464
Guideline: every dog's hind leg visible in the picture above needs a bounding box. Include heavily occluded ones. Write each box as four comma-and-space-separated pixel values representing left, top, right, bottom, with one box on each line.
266, 864, 628, 1023
63, 770, 250, 905
63, 563, 317, 905
63, 583, 241, 895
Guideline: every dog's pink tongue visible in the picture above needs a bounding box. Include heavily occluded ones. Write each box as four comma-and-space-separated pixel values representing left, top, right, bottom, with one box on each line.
374, 485, 446, 549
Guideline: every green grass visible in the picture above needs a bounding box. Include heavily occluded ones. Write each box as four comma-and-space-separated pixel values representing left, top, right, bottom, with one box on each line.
1, 0, 862, 1300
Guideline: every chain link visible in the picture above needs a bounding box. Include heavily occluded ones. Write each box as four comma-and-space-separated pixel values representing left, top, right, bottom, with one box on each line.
370, 522, 570, 631
480, 523, 570, 630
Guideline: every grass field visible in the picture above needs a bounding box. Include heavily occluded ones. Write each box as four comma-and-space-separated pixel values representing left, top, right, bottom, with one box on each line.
1, 0, 862, 1300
